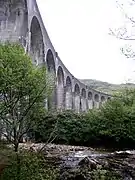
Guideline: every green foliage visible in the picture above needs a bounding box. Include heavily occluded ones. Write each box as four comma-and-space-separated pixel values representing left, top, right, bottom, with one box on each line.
90, 169, 122, 180
80, 79, 135, 94
1, 151, 59, 180
36, 89, 135, 149
0, 43, 51, 151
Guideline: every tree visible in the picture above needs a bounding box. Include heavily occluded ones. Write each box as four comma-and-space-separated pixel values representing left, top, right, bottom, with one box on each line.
0, 43, 52, 152
109, 0, 135, 59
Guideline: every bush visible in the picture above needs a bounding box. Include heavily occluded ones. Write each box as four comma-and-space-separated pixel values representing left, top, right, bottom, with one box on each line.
35, 89, 135, 149
1, 151, 59, 180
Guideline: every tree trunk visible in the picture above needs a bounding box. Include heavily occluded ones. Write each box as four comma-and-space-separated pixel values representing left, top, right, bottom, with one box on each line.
14, 143, 19, 152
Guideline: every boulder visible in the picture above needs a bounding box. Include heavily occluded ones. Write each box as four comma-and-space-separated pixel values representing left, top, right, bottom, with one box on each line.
78, 157, 97, 170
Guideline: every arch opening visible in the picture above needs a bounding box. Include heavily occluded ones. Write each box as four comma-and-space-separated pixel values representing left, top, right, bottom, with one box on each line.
81, 88, 87, 112
57, 66, 64, 110
74, 83, 80, 113
81, 88, 86, 98
75, 84, 80, 95
88, 92, 92, 100
57, 66, 64, 86
94, 94, 99, 102
94, 94, 100, 109
0, 0, 28, 43
46, 49, 55, 73
101, 96, 105, 102
65, 76, 72, 110
30, 16, 44, 65
46, 49, 56, 110
66, 76, 72, 92
88, 91, 93, 109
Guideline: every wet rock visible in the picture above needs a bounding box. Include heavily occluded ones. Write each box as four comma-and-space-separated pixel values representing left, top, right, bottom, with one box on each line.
78, 157, 97, 170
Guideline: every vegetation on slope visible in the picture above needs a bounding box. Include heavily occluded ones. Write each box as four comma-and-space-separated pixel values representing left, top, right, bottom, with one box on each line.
80, 79, 135, 94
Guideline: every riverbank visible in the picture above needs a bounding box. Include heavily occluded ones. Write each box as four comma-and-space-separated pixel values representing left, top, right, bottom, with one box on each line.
15, 143, 135, 179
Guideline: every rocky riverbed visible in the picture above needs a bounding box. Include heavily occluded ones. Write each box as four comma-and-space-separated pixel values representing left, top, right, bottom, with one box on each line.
16, 143, 135, 179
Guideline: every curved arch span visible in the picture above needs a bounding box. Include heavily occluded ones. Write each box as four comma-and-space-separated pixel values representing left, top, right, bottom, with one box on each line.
74, 83, 80, 113
30, 16, 45, 65
94, 94, 100, 108
46, 49, 55, 73
65, 76, 72, 110
101, 96, 105, 102
88, 91, 93, 109
81, 88, 87, 112
57, 66, 64, 110
46, 49, 56, 110
74, 84, 80, 95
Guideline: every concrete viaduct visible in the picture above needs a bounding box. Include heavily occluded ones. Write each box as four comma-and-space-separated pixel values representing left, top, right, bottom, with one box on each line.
0, 0, 111, 112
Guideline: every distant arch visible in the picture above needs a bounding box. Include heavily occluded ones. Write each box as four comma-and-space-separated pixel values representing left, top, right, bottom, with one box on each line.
108, 97, 111, 100
88, 92, 93, 100
30, 16, 44, 64
74, 84, 80, 95
46, 49, 56, 109
81, 88, 86, 98
46, 49, 55, 73
88, 91, 93, 109
101, 96, 105, 102
94, 94, 99, 102
66, 76, 72, 90
57, 66, 64, 85
74, 83, 80, 113
65, 76, 72, 110
57, 66, 64, 110
94, 94, 100, 108
81, 88, 87, 112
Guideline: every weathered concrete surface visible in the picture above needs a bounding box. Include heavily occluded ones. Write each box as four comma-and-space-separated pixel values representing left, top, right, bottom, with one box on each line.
0, 0, 111, 112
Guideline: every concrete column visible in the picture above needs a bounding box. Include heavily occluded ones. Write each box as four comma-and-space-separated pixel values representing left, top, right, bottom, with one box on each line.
57, 84, 64, 110
65, 91, 72, 110
81, 97, 87, 112
94, 102, 100, 108
74, 95, 80, 113
88, 100, 93, 109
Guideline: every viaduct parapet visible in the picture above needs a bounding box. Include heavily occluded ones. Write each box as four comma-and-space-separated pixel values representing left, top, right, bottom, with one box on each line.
0, 0, 112, 112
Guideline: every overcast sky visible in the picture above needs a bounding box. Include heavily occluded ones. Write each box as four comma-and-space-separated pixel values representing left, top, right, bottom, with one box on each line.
36, 0, 135, 84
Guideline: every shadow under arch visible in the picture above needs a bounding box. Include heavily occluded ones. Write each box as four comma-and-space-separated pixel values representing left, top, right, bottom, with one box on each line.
30, 16, 45, 65
65, 76, 72, 110
81, 88, 87, 112
94, 94, 100, 108
88, 91, 93, 109
74, 83, 80, 113
46, 49, 56, 110
57, 66, 64, 110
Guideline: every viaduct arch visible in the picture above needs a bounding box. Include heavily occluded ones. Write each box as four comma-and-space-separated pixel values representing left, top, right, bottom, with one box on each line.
0, 0, 112, 112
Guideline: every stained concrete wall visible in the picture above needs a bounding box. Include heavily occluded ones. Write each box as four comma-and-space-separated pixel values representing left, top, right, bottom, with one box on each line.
0, 0, 112, 112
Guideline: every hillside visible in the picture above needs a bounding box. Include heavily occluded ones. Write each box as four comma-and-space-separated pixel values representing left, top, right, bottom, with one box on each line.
80, 79, 135, 94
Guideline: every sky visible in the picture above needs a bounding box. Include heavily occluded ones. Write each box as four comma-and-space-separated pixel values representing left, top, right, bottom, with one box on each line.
36, 0, 135, 84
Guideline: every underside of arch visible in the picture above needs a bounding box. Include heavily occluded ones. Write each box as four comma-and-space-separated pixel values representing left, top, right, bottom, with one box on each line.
57, 66, 64, 110
88, 91, 93, 109
74, 83, 80, 113
57, 66, 64, 86
30, 16, 45, 65
65, 76, 72, 110
81, 88, 86, 98
94, 94, 99, 102
46, 49, 56, 73
101, 96, 105, 102
88, 92, 92, 100
66, 76, 72, 91
74, 84, 80, 95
